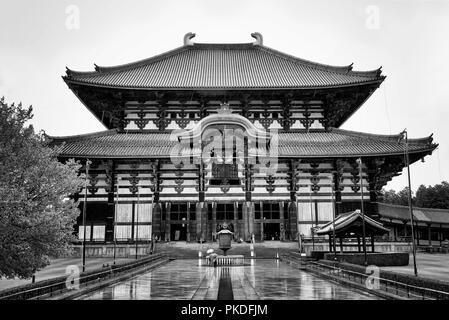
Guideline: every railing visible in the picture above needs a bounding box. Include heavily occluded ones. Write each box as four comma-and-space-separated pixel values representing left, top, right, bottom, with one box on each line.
206, 255, 245, 266
306, 261, 449, 300
0, 252, 168, 300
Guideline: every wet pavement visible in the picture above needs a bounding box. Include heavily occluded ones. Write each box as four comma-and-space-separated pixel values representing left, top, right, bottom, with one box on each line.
78, 259, 379, 300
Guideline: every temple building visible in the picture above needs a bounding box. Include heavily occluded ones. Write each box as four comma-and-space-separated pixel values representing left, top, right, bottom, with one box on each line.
50, 33, 437, 245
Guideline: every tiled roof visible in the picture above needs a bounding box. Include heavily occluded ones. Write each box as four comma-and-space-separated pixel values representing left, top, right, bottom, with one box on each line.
316, 209, 390, 235
64, 43, 384, 89
49, 128, 435, 159
277, 129, 436, 157
378, 203, 449, 225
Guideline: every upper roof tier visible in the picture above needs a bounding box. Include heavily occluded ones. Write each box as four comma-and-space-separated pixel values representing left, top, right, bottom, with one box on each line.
64, 34, 384, 90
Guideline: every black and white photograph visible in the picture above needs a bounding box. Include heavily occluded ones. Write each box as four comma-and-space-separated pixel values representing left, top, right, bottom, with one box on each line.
1, 0, 448, 316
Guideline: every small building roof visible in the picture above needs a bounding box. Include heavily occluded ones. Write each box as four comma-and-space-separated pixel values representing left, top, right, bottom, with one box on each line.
64, 42, 384, 90
48, 128, 435, 159
316, 209, 390, 236
377, 203, 449, 225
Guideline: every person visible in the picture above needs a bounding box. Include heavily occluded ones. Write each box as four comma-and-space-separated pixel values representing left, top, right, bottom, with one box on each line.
206, 252, 218, 267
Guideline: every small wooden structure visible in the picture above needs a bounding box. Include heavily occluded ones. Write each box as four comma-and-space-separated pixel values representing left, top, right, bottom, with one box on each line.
316, 209, 389, 252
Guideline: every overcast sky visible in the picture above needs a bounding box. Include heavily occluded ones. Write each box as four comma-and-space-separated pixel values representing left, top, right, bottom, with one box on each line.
1, 0, 448, 192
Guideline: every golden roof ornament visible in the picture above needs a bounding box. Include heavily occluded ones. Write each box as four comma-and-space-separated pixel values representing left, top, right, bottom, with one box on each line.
217, 102, 232, 115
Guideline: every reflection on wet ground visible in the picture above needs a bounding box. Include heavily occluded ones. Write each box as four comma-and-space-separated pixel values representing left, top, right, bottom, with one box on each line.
78, 259, 379, 300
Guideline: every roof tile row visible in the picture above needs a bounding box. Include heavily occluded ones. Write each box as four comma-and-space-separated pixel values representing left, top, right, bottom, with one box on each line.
65, 43, 383, 89
49, 128, 435, 159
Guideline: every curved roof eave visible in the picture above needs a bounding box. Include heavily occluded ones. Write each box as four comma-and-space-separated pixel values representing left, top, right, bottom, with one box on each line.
62, 77, 385, 91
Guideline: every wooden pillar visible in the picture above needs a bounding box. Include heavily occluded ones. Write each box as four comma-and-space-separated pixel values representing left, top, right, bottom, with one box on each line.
371, 235, 375, 252
165, 203, 171, 241
440, 224, 443, 247
279, 202, 284, 241
334, 160, 344, 216
339, 237, 343, 253
329, 235, 333, 252
393, 220, 397, 242
403, 221, 407, 237
248, 202, 255, 241
196, 202, 203, 242
212, 202, 217, 241
357, 236, 361, 252
243, 202, 249, 241
289, 202, 298, 241
106, 160, 115, 242
152, 203, 161, 240
186, 202, 190, 242
151, 160, 161, 240
202, 203, 208, 241
289, 160, 298, 241
428, 224, 432, 246
233, 202, 238, 241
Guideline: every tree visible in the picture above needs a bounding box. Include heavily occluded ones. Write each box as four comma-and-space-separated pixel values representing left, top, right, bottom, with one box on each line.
0, 97, 83, 279
381, 187, 411, 206
415, 182, 449, 209
382, 182, 449, 209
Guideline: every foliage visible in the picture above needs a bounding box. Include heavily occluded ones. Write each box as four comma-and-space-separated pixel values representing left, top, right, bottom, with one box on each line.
415, 182, 449, 209
381, 182, 449, 209
0, 97, 83, 279
381, 187, 412, 206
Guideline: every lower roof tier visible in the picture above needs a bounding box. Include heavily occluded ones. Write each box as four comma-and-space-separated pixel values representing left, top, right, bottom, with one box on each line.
49, 128, 436, 159
378, 203, 449, 225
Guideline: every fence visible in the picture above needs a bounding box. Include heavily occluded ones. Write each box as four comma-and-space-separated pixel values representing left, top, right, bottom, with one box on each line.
0, 252, 168, 300
307, 260, 449, 300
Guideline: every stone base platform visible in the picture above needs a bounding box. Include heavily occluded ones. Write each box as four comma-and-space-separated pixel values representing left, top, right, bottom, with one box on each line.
323, 252, 410, 266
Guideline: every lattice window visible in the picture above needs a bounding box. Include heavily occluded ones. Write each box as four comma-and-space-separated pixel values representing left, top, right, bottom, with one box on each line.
262, 203, 280, 219
170, 203, 188, 220
216, 203, 234, 220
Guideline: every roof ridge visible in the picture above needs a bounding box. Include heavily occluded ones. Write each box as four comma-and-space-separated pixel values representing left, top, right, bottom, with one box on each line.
332, 128, 436, 146
330, 127, 402, 141
377, 202, 449, 213
48, 129, 118, 142
65, 45, 189, 77
257, 45, 382, 79
64, 41, 384, 81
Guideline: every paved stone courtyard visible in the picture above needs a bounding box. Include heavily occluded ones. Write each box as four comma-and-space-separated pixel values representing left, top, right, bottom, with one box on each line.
78, 259, 379, 300
2, 250, 449, 294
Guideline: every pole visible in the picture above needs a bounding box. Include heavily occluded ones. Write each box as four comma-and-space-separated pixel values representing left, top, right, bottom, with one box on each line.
135, 186, 140, 259
358, 157, 367, 266
331, 173, 337, 260
404, 130, 418, 276
82, 159, 91, 272
113, 178, 119, 265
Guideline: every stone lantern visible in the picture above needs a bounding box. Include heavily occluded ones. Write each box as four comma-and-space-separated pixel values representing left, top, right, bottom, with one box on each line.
217, 229, 233, 256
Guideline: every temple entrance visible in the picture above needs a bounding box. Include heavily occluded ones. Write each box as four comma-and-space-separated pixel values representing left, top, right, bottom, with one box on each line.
264, 223, 280, 240
170, 223, 187, 241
